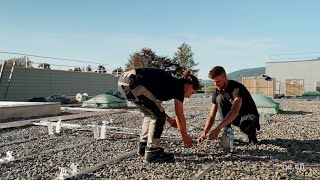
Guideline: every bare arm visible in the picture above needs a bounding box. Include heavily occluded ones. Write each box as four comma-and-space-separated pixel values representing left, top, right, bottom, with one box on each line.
174, 99, 188, 136
209, 97, 242, 140
174, 99, 193, 147
203, 103, 218, 134
197, 103, 218, 143
165, 114, 177, 128
158, 100, 177, 127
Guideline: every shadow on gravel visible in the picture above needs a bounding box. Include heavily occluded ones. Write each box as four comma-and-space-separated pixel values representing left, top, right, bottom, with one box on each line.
249, 139, 320, 164
173, 139, 320, 165
280, 110, 313, 115
173, 152, 223, 164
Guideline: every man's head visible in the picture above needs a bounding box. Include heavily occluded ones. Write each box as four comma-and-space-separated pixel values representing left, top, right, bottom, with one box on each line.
182, 70, 199, 98
208, 66, 228, 90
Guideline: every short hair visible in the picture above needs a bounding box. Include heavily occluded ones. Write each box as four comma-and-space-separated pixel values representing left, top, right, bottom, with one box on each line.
208, 66, 226, 79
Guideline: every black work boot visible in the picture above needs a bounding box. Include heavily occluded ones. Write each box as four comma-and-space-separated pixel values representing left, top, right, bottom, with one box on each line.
137, 142, 147, 156
137, 142, 164, 156
144, 147, 174, 163
248, 121, 260, 144
247, 126, 258, 144
248, 134, 258, 144
242, 122, 259, 144
256, 122, 261, 131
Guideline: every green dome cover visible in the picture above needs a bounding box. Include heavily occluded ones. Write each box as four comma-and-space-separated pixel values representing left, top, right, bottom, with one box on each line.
302, 91, 320, 96
251, 93, 281, 114
251, 93, 279, 107
82, 90, 127, 109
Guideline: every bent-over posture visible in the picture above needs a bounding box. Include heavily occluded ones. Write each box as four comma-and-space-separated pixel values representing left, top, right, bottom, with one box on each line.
198, 66, 260, 144
118, 67, 199, 163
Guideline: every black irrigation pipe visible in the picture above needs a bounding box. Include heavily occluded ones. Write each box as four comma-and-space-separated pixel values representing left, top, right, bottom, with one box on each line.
0, 137, 39, 147
65, 149, 137, 179
0, 140, 96, 165
194, 164, 216, 180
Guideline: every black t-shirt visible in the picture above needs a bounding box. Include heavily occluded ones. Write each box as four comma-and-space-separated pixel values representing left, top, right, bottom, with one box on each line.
212, 80, 259, 117
135, 68, 185, 102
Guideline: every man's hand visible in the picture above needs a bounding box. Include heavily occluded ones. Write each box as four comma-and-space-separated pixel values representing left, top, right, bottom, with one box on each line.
209, 126, 222, 140
167, 117, 177, 128
197, 131, 207, 144
182, 134, 193, 148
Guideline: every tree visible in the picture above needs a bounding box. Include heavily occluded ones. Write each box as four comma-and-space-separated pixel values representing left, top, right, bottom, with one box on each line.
74, 67, 82, 72
125, 48, 184, 77
157, 57, 184, 77
97, 65, 106, 73
172, 42, 199, 76
86, 65, 92, 72
38, 63, 51, 69
125, 48, 157, 71
5, 56, 33, 68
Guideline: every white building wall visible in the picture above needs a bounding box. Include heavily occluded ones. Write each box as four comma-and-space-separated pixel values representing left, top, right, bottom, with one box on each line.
266, 60, 320, 95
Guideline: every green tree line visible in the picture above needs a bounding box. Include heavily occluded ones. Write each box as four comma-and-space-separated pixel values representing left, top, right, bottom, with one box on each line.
125, 42, 198, 77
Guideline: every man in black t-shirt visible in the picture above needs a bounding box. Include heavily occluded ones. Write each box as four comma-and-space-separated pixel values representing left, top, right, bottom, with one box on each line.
118, 68, 199, 163
198, 66, 260, 144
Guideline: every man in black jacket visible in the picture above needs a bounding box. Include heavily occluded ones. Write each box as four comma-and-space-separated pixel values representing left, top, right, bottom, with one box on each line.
198, 66, 260, 144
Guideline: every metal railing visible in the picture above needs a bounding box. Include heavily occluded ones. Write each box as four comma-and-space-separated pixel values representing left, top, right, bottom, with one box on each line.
0, 51, 110, 73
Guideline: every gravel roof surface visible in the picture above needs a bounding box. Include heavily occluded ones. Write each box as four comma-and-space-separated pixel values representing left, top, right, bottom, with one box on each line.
0, 98, 319, 179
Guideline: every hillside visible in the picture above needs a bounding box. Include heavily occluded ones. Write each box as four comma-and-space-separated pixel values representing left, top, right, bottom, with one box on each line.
200, 67, 265, 86
227, 67, 265, 82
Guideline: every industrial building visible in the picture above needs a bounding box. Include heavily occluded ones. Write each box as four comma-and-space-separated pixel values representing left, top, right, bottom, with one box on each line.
0, 62, 118, 100
265, 59, 320, 97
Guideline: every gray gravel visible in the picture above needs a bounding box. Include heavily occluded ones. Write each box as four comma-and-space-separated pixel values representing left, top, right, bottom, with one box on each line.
0, 126, 49, 143
78, 140, 220, 180
0, 98, 319, 179
0, 135, 137, 180
0, 132, 93, 157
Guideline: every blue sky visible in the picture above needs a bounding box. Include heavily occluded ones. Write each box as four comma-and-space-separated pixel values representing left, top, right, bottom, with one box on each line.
1, 1, 320, 79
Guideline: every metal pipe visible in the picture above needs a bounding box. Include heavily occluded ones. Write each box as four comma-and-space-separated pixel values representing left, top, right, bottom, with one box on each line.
64, 149, 136, 179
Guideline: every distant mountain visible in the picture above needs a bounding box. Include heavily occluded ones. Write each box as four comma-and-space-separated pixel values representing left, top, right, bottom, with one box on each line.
200, 67, 265, 85
227, 67, 265, 82
200, 79, 213, 87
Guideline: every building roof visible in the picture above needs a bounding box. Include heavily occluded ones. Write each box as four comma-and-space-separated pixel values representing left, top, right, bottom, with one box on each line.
266, 58, 320, 64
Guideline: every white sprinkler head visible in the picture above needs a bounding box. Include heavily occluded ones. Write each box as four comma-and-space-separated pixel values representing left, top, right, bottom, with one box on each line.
48, 123, 54, 135
70, 163, 79, 174
6, 151, 14, 161
92, 125, 100, 139
56, 119, 62, 134
57, 167, 69, 180
100, 121, 107, 139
